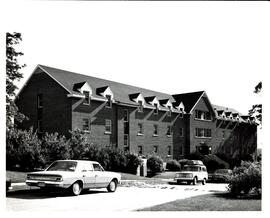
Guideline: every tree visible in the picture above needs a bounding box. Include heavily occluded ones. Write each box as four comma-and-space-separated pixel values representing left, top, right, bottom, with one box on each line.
249, 82, 262, 126
6, 32, 26, 128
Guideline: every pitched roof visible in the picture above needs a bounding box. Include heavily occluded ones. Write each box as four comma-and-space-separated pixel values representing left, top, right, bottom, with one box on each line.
38, 65, 175, 106
172, 91, 204, 113
212, 104, 242, 116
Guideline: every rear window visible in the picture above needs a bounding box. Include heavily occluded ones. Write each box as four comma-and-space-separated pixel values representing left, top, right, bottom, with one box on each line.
47, 161, 77, 172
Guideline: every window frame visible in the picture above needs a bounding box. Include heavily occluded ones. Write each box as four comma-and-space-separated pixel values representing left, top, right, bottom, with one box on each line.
105, 119, 112, 134
153, 124, 159, 136
83, 91, 90, 105
137, 123, 144, 135
153, 145, 158, 153
37, 94, 43, 108
154, 103, 158, 115
138, 100, 144, 113
82, 118, 90, 132
106, 95, 112, 108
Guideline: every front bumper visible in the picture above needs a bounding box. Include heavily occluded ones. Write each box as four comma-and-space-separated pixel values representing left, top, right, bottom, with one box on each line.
25, 180, 70, 188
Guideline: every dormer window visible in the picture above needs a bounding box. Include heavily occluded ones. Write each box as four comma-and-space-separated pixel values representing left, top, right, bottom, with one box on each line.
167, 106, 172, 117
83, 91, 90, 104
106, 95, 112, 108
179, 108, 183, 118
154, 103, 158, 115
138, 100, 143, 112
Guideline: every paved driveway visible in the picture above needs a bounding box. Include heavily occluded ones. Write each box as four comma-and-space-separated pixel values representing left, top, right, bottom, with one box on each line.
6, 183, 228, 211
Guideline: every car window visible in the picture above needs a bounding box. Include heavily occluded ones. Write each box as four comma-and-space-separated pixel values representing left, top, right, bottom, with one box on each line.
82, 162, 94, 172
93, 163, 104, 171
47, 161, 77, 172
182, 166, 200, 172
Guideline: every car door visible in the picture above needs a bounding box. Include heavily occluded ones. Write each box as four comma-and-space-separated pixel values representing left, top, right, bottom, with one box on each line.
93, 163, 111, 188
81, 162, 96, 189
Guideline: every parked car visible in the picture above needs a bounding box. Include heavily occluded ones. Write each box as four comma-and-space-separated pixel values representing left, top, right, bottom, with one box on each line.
174, 162, 208, 185
26, 160, 121, 196
208, 169, 232, 183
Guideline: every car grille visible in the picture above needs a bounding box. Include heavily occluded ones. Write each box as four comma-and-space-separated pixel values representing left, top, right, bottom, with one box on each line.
177, 173, 192, 178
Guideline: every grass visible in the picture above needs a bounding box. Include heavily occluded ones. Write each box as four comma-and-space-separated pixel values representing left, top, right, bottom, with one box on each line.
6, 171, 28, 183
138, 192, 261, 211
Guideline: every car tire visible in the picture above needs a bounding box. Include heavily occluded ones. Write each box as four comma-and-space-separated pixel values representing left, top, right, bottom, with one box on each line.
192, 177, 197, 185
107, 180, 117, 192
202, 178, 206, 185
71, 182, 82, 196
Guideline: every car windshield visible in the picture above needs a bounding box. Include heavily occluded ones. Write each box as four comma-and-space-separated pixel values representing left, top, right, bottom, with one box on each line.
46, 161, 77, 172
182, 166, 200, 172
215, 169, 231, 174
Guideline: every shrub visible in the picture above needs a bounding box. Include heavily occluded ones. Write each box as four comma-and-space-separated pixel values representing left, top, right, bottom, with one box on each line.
147, 155, 163, 174
228, 161, 261, 197
125, 153, 142, 174
41, 132, 70, 166
166, 159, 181, 171
6, 128, 43, 170
69, 129, 89, 159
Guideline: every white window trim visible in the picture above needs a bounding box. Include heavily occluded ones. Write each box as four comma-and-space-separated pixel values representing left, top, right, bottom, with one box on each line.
105, 119, 112, 134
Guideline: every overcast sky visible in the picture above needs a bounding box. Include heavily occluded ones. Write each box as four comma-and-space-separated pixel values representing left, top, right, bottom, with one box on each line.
3, 2, 268, 116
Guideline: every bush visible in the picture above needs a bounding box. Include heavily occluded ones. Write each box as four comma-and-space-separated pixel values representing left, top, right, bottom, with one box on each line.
166, 159, 181, 171
228, 161, 261, 197
125, 153, 142, 174
41, 132, 70, 167
6, 128, 43, 170
69, 129, 89, 159
147, 155, 163, 174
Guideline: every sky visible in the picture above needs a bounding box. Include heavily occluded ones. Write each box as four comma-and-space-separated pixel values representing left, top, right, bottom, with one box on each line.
2, 2, 267, 116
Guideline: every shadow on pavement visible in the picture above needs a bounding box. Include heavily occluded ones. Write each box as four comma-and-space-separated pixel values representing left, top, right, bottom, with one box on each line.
6, 188, 108, 200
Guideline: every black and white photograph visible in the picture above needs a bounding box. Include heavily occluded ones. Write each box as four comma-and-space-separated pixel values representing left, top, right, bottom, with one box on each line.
1, 0, 269, 216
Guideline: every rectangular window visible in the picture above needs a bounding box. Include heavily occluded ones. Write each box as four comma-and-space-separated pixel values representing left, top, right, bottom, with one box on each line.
167, 106, 171, 117
179, 112, 183, 118
105, 119, 112, 134
37, 94, 43, 108
154, 146, 158, 153
138, 100, 143, 112
195, 128, 211, 138
37, 120, 43, 133
124, 134, 128, 146
106, 95, 112, 108
83, 91, 90, 104
154, 103, 158, 115
167, 125, 172, 136
82, 118, 90, 131
138, 146, 143, 155
138, 123, 143, 135
124, 122, 129, 135
168, 146, 171, 156
179, 128, 183, 137
153, 124, 158, 135
195, 110, 211, 121
123, 109, 129, 122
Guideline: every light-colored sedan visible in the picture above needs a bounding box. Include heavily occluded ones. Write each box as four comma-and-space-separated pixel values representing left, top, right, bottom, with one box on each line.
26, 160, 121, 195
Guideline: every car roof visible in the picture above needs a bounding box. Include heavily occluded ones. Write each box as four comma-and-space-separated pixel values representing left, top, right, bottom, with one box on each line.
54, 160, 99, 164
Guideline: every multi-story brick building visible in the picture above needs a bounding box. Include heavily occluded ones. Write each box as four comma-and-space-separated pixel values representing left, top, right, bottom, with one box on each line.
16, 65, 257, 160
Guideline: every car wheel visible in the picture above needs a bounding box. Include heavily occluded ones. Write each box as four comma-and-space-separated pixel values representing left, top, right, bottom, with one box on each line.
192, 177, 197, 185
107, 180, 117, 192
202, 178, 206, 185
71, 182, 82, 196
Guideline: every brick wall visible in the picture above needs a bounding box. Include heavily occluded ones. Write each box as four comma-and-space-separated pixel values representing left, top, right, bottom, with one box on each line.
16, 71, 72, 136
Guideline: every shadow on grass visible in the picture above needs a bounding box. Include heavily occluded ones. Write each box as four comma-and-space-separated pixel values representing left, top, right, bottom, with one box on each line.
213, 192, 262, 200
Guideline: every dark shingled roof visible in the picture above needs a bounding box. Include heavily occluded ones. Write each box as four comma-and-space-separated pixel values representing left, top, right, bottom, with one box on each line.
212, 104, 242, 116
172, 91, 205, 113
39, 65, 175, 106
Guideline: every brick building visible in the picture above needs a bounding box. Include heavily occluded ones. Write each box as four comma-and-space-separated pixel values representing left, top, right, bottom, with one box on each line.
16, 65, 257, 160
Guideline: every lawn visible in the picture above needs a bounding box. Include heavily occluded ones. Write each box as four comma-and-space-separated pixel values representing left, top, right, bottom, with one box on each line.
138, 192, 261, 211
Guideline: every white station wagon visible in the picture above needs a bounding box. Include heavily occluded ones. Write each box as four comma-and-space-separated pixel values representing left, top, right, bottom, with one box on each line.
174, 164, 208, 185
26, 160, 121, 195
